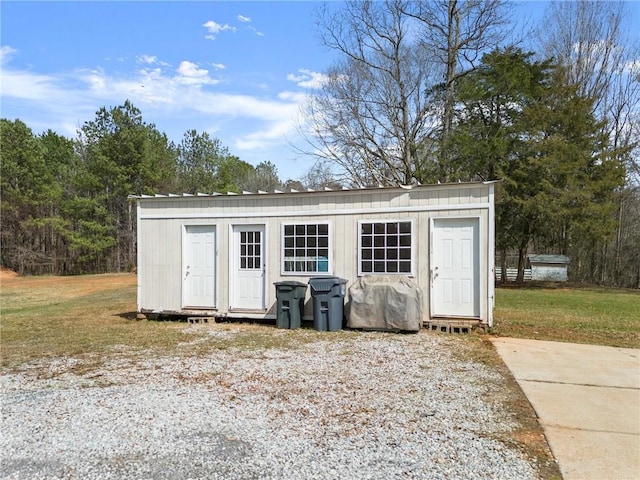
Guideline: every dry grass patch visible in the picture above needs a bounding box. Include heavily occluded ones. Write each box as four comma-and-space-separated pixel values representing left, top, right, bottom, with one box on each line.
0, 274, 336, 373
1, 274, 194, 370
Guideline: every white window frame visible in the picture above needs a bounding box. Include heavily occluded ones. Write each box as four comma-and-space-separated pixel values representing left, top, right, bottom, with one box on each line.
281, 221, 333, 276
357, 219, 415, 276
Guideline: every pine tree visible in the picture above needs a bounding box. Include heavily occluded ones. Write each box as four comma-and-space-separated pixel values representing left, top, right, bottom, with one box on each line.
451, 48, 625, 282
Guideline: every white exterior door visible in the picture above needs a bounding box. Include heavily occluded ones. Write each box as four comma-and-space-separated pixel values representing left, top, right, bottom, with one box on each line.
230, 225, 266, 310
431, 217, 480, 318
183, 225, 216, 308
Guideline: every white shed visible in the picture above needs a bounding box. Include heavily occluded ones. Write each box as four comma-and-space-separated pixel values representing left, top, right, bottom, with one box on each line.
131, 181, 497, 327
527, 254, 570, 282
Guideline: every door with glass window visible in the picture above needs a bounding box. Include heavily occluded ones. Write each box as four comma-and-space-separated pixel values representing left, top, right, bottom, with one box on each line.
230, 224, 266, 310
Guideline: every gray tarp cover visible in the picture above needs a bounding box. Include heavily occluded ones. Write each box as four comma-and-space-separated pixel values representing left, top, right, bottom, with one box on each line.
347, 275, 422, 332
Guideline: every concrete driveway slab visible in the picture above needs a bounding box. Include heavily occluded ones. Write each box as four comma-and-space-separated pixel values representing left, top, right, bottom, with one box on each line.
519, 381, 639, 434
544, 427, 640, 480
491, 337, 640, 480
492, 338, 640, 388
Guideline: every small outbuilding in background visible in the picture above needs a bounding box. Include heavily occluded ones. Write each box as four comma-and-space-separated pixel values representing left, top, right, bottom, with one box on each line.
527, 254, 570, 282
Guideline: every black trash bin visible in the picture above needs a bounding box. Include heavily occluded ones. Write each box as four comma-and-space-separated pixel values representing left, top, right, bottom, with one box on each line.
308, 277, 347, 331
274, 281, 307, 329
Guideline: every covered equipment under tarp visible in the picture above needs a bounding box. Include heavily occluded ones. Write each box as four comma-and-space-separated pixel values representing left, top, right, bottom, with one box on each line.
347, 276, 422, 332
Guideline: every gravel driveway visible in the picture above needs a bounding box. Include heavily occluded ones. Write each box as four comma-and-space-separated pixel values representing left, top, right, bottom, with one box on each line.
1, 326, 542, 479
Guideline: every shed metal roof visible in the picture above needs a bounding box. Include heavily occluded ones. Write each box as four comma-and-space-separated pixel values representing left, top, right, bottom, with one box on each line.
128, 180, 499, 200
527, 254, 570, 264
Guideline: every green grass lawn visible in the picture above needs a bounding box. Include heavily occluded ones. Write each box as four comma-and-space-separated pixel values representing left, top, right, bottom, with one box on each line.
493, 286, 640, 348
0, 274, 197, 369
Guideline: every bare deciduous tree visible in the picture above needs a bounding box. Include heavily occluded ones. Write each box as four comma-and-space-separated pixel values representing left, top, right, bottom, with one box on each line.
302, 0, 440, 186
538, 1, 626, 108
537, 0, 640, 184
301, 161, 344, 190
405, 0, 512, 174
302, 0, 512, 186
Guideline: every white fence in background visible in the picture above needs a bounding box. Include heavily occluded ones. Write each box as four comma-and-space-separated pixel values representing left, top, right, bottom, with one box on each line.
495, 267, 532, 282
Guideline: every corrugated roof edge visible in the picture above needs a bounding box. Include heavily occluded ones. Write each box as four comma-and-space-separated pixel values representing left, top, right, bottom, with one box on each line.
127, 179, 501, 200
527, 254, 570, 264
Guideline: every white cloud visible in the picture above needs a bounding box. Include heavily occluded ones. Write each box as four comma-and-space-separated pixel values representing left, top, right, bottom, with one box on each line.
203, 20, 236, 40
203, 17, 262, 39
86, 68, 107, 91
137, 54, 158, 64
1, 45, 17, 64
0, 50, 80, 105
286, 69, 328, 89
0, 52, 308, 160
235, 119, 295, 151
76, 66, 175, 107
183, 91, 298, 121
1, 69, 65, 101
624, 58, 640, 76
136, 55, 171, 68
175, 61, 217, 85
278, 90, 306, 103
210, 63, 226, 70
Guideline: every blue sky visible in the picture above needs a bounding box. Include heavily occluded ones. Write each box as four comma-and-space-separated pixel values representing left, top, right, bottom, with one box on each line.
1, 1, 637, 181
1, 1, 341, 179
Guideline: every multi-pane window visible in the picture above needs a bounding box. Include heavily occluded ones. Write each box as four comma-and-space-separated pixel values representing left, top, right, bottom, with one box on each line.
240, 231, 261, 270
360, 221, 412, 274
283, 223, 330, 273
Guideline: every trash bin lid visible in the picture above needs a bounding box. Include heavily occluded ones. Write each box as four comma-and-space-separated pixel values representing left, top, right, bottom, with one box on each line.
308, 277, 346, 292
274, 281, 307, 287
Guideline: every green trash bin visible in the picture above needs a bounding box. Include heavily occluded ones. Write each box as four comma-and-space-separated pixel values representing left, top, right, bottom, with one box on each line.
308, 277, 347, 331
274, 281, 307, 329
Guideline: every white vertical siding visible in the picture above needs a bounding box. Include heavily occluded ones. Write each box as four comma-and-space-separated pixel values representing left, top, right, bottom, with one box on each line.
136, 182, 496, 323
138, 217, 183, 311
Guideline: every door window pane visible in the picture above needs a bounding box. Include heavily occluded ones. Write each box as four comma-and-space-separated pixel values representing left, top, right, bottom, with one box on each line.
239, 229, 262, 271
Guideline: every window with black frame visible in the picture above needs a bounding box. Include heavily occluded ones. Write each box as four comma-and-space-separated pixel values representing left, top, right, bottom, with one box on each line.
282, 223, 330, 273
360, 221, 412, 274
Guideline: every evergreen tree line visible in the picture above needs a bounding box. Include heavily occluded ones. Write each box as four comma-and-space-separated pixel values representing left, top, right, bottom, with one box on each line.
1, 101, 297, 275
446, 48, 638, 288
